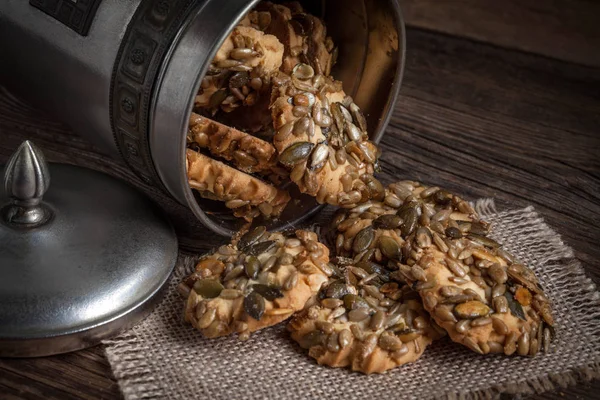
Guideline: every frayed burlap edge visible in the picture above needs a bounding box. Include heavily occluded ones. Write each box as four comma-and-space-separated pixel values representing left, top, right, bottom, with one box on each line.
437, 200, 600, 400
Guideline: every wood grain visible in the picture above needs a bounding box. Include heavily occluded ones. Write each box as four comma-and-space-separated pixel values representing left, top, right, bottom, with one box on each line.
0, 4, 599, 400
400, 0, 600, 68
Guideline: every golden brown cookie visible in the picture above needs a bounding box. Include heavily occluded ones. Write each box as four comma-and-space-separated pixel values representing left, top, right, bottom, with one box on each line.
289, 264, 443, 374
270, 69, 384, 207
186, 149, 290, 220
329, 181, 555, 357
188, 112, 278, 174
181, 227, 331, 339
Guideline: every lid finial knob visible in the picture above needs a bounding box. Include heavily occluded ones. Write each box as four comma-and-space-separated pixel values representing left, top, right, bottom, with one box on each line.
2, 140, 52, 228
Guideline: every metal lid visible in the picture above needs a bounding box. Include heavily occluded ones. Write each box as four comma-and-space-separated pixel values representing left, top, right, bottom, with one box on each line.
0, 141, 178, 357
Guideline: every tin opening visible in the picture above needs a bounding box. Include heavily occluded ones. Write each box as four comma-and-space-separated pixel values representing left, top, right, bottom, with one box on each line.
151, 0, 404, 237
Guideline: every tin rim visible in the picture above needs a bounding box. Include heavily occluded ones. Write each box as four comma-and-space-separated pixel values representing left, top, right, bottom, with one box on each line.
150, 0, 406, 237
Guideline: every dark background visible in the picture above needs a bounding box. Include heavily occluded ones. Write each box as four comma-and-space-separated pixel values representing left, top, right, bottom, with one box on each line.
0, 0, 599, 398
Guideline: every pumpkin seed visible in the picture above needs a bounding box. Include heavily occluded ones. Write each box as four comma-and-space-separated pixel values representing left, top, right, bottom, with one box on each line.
251, 284, 284, 301
244, 292, 265, 320
454, 301, 491, 319
370, 310, 386, 330
193, 279, 224, 298
326, 283, 355, 299
279, 142, 314, 167
209, 89, 228, 108
505, 291, 527, 321
246, 240, 278, 256
399, 208, 418, 237
245, 256, 260, 280
372, 214, 402, 229
299, 330, 326, 349
352, 226, 374, 253
343, 293, 370, 310
378, 236, 400, 260
238, 226, 266, 250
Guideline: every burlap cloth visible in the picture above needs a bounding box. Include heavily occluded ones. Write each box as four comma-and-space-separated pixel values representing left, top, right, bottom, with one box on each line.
103, 200, 600, 399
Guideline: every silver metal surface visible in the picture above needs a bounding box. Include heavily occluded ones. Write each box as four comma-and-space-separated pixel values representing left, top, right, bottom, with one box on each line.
0, 0, 141, 157
0, 143, 178, 357
2, 141, 52, 228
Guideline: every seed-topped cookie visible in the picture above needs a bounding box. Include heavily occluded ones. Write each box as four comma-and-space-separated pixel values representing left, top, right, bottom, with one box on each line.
270, 69, 384, 207
180, 227, 331, 339
288, 261, 443, 374
329, 181, 555, 357
186, 149, 290, 220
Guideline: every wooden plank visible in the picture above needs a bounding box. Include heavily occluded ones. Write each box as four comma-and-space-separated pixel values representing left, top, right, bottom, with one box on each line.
400, 0, 600, 67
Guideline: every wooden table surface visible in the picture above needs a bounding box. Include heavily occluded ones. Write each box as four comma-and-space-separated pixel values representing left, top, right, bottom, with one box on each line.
0, 0, 598, 398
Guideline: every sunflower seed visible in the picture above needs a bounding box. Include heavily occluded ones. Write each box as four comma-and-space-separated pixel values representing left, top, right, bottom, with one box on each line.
471, 317, 492, 327
322, 298, 343, 309
493, 296, 509, 314
517, 332, 530, 356
377, 334, 402, 351
446, 259, 467, 278
543, 327, 552, 353
445, 227, 462, 239
455, 319, 470, 333
439, 286, 461, 298
488, 263, 508, 284
464, 337, 484, 354
391, 344, 410, 360
436, 306, 458, 322
504, 332, 518, 355
283, 271, 298, 291
197, 308, 217, 329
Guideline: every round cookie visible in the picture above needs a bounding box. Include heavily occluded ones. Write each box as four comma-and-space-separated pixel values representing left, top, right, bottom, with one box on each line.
329, 181, 555, 357
180, 227, 330, 339
270, 69, 384, 207
288, 262, 443, 374
186, 148, 290, 220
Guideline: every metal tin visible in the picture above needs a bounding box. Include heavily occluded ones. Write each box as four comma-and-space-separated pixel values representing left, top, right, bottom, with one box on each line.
0, 0, 405, 237
0, 142, 178, 357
